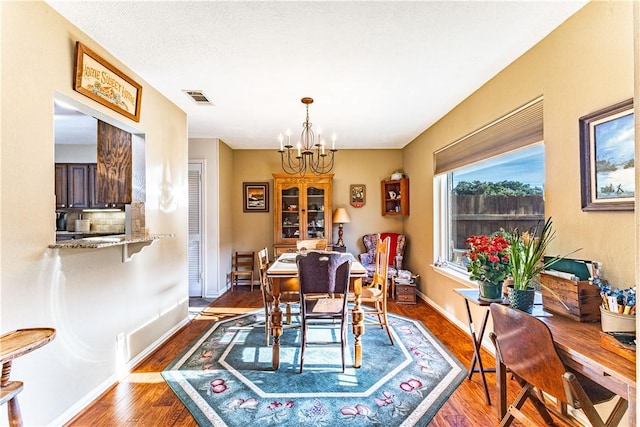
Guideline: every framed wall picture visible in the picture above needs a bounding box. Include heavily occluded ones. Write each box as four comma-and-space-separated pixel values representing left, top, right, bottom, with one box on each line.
350, 184, 366, 207
73, 42, 143, 122
579, 99, 634, 211
243, 182, 269, 212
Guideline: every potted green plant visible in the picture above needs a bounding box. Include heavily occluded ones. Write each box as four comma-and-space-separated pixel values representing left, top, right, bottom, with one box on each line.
505, 217, 565, 313
465, 233, 510, 302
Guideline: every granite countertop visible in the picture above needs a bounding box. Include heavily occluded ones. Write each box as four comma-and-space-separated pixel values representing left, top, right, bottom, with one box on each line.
49, 234, 174, 249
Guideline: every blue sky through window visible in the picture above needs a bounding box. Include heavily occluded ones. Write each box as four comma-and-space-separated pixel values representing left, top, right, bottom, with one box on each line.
452, 144, 545, 188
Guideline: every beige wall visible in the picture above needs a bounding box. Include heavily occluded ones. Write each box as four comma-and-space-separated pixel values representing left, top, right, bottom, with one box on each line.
403, 1, 636, 325
218, 140, 234, 293
635, 0, 640, 305
1, 2, 188, 425
230, 149, 404, 260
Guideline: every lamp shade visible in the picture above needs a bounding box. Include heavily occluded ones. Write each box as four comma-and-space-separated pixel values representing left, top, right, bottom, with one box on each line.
332, 208, 351, 224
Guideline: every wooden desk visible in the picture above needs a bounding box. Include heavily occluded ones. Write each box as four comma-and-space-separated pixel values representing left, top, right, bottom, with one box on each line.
266, 252, 367, 370
496, 313, 636, 426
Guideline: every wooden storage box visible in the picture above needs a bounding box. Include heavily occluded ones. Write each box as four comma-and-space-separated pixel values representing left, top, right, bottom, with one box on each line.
540, 273, 601, 322
396, 283, 416, 304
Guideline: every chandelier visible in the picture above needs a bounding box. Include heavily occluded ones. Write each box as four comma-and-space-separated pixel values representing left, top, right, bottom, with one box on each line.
278, 97, 337, 175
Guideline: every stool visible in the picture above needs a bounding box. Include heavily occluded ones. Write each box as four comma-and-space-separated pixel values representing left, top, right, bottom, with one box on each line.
1, 328, 56, 427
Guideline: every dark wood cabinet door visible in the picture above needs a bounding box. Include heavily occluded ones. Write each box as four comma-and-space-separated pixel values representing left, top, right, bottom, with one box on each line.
55, 164, 68, 208
88, 163, 106, 208
67, 164, 89, 208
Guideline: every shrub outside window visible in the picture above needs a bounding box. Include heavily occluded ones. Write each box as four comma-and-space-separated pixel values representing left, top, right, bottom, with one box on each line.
441, 144, 546, 272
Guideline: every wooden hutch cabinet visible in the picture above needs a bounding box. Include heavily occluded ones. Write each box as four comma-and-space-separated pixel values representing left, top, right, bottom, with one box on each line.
273, 173, 333, 255
381, 177, 410, 216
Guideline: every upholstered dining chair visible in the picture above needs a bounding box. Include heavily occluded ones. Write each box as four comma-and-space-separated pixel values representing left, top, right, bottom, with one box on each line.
358, 233, 406, 287
489, 303, 628, 427
296, 251, 351, 373
257, 248, 299, 345
352, 236, 394, 345
296, 239, 328, 251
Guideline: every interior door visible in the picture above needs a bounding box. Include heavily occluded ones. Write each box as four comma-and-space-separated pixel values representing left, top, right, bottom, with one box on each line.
188, 162, 204, 297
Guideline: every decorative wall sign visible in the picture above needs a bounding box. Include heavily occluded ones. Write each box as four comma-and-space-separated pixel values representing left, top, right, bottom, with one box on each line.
350, 184, 366, 207
74, 42, 142, 122
243, 182, 269, 212
579, 99, 634, 211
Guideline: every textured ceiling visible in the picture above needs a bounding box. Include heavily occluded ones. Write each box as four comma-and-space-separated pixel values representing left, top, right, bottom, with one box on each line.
47, 1, 587, 149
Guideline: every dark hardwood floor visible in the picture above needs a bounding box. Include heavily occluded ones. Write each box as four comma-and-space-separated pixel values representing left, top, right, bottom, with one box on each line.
65, 289, 565, 426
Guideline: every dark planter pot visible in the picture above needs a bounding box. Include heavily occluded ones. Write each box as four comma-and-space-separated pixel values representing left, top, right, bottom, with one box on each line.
478, 281, 503, 302
507, 285, 535, 314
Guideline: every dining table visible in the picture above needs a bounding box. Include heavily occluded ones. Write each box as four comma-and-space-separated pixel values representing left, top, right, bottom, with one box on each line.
265, 251, 368, 370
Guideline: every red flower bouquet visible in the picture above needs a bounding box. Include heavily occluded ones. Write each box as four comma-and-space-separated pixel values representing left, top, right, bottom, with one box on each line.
464, 233, 510, 284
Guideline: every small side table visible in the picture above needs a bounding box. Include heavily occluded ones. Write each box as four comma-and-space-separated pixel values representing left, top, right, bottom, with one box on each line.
394, 274, 419, 304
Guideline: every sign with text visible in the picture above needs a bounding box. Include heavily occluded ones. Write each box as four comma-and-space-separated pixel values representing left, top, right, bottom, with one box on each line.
74, 42, 142, 122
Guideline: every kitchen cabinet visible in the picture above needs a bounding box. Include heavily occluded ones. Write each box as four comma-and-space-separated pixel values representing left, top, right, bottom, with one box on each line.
273, 173, 333, 255
96, 121, 132, 207
55, 163, 90, 209
56, 163, 125, 210
381, 178, 409, 216
88, 164, 120, 208
54, 164, 68, 208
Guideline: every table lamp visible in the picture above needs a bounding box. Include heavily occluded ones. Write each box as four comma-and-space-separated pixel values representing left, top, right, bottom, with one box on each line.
332, 208, 351, 247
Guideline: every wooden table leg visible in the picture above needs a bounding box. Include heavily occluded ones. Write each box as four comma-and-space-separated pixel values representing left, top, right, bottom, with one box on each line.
463, 299, 492, 405
627, 385, 636, 427
351, 277, 364, 368
270, 287, 283, 370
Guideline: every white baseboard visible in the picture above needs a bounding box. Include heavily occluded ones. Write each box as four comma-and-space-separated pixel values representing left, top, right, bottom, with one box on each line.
49, 316, 190, 427
416, 289, 496, 356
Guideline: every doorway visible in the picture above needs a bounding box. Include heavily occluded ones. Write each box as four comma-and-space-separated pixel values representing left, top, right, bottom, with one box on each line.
188, 161, 205, 297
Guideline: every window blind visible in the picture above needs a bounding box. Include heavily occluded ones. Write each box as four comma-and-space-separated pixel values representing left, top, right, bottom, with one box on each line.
434, 97, 543, 175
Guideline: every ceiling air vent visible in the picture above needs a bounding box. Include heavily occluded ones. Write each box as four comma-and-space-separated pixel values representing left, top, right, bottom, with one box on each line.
182, 90, 214, 105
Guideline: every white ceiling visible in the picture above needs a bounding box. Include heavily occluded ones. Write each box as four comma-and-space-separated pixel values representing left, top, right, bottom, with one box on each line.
47, 1, 588, 150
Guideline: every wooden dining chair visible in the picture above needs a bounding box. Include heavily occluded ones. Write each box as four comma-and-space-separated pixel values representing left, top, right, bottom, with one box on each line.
489, 303, 628, 427
353, 236, 394, 345
257, 248, 299, 345
296, 239, 328, 251
230, 251, 255, 291
296, 251, 351, 373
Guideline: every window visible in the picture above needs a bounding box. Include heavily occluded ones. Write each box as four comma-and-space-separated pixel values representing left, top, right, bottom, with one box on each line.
439, 145, 545, 272
433, 98, 545, 275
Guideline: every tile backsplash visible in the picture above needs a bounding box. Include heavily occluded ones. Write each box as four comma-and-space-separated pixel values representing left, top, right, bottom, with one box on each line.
65, 211, 125, 233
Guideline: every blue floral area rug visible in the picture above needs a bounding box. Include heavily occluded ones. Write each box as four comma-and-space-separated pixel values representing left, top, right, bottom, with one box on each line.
162, 309, 466, 426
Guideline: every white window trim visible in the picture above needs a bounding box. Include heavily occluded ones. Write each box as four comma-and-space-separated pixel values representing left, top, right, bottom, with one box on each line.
433, 174, 476, 288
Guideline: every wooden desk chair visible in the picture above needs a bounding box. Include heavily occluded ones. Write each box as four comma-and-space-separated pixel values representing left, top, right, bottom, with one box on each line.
296, 239, 327, 251
231, 251, 255, 291
351, 236, 394, 345
257, 248, 299, 345
489, 304, 628, 427
1, 328, 56, 427
296, 251, 351, 373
